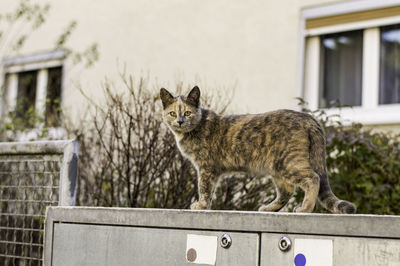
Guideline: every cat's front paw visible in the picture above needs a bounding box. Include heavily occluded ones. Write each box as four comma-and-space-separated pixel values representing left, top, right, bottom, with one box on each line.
294, 206, 312, 213
258, 205, 273, 212
258, 204, 277, 212
258, 203, 283, 212
190, 201, 208, 210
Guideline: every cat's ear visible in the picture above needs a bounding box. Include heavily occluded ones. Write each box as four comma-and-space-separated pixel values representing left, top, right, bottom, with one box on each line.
186, 86, 201, 107
160, 88, 174, 108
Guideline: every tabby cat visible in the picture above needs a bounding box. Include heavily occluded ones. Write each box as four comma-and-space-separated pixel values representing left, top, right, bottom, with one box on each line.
160, 86, 356, 214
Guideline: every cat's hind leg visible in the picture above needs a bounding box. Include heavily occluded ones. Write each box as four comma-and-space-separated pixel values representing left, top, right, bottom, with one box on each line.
293, 169, 320, 213
259, 178, 294, 212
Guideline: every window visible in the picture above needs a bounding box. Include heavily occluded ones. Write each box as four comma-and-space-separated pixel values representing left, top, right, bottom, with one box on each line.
1, 50, 66, 129
45, 67, 63, 127
320, 30, 363, 108
302, 1, 400, 125
380, 24, 400, 104
16, 70, 38, 127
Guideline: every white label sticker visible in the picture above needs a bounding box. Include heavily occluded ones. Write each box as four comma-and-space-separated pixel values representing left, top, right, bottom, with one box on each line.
294, 238, 333, 266
186, 234, 218, 265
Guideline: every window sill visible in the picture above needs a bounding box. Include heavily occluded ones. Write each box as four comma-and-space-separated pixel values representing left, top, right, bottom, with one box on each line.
323, 104, 400, 125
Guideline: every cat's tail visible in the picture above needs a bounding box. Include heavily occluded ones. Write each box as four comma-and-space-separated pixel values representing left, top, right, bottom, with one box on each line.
318, 173, 356, 214
308, 122, 356, 214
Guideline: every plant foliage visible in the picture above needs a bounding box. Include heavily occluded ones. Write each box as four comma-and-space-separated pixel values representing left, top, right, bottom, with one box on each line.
297, 98, 400, 214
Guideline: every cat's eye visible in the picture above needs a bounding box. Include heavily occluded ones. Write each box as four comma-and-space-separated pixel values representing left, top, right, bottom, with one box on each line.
184, 111, 192, 117
169, 111, 177, 117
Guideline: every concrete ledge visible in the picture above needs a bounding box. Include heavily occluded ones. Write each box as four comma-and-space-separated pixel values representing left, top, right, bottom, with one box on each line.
45, 207, 400, 239
0, 140, 75, 155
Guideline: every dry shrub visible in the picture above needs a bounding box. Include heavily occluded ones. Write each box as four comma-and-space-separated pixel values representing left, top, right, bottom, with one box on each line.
66, 75, 274, 209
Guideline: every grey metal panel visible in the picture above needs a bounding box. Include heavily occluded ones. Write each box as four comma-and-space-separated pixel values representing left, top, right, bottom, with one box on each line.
51, 223, 259, 266
44, 207, 400, 266
45, 207, 400, 239
260, 233, 400, 266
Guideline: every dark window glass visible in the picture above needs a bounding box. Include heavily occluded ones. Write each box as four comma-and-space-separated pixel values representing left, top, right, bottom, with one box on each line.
380, 24, 400, 104
45, 67, 62, 127
319, 30, 363, 108
16, 70, 37, 122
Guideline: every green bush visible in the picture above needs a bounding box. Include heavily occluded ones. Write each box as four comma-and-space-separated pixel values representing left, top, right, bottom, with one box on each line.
298, 99, 400, 214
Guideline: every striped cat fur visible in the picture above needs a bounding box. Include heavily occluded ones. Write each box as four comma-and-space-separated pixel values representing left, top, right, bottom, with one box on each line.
160, 86, 356, 214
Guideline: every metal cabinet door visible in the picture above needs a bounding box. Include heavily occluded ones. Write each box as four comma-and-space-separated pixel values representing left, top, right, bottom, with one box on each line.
260, 233, 400, 266
51, 223, 259, 266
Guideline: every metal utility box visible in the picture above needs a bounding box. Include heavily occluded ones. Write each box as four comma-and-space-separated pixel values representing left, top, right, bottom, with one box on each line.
44, 207, 400, 266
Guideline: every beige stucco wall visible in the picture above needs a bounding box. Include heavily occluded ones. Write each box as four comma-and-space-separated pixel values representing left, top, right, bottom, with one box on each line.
0, 0, 345, 120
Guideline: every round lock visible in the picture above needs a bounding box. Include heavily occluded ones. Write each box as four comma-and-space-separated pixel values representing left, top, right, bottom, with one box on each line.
278, 236, 292, 252
220, 234, 232, 249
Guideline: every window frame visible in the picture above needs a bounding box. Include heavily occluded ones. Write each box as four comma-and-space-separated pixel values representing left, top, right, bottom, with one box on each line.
301, 0, 400, 125
1, 50, 66, 139
318, 29, 364, 108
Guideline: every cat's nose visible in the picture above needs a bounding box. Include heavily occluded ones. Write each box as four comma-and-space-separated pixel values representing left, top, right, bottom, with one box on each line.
178, 120, 184, 126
